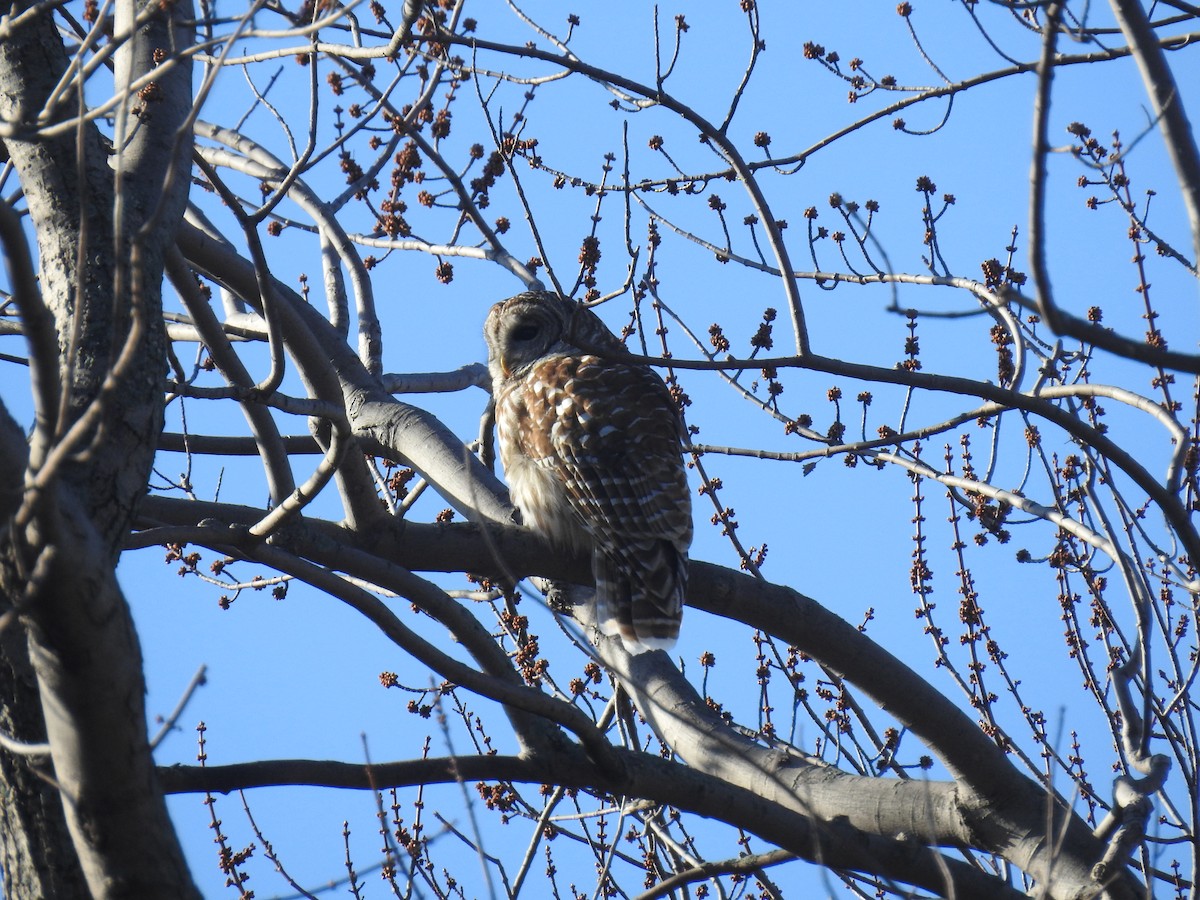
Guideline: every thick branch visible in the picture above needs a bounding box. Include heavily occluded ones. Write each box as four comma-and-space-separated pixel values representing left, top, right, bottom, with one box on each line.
158, 749, 1027, 900
133, 497, 1136, 897
18, 487, 199, 898
0, 0, 200, 894
176, 218, 516, 526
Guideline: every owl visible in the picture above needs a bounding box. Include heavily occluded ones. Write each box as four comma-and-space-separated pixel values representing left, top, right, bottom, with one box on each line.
484, 291, 693, 652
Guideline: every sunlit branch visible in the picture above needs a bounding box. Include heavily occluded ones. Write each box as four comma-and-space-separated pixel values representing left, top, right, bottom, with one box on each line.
470, 57, 562, 297
182, 215, 518, 526
166, 380, 340, 418
369, 99, 540, 289
636, 849, 794, 900
715, 2, 762, 135
881, 449, 1131, 578
380, 363, 490, 394
1109, 0, 1200, 268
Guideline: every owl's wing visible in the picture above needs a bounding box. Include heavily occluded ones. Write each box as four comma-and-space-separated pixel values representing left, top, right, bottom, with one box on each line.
529, 355, 692, 649
546, 358, 691, 543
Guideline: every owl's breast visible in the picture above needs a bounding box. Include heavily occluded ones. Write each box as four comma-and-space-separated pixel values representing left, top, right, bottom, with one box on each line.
504, 452, 590, 554
495, 374, 591, 554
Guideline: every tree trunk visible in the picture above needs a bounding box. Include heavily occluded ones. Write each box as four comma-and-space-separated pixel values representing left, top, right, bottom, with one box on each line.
0, 0, 199, 894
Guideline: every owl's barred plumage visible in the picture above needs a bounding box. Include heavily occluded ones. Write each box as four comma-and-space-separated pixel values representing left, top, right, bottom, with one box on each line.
484, 292, 693, 652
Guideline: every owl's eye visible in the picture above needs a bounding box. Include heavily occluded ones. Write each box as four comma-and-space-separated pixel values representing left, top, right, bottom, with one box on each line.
511, 323, 540, 342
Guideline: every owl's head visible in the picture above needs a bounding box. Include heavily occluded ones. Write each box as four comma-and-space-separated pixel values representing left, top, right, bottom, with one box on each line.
484, 291, 623, 385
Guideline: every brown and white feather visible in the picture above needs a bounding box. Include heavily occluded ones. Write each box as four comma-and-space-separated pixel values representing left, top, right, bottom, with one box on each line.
485, 292, 692, 652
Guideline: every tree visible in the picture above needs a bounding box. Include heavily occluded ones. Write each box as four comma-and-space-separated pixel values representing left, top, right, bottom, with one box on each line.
0, 0, 1197, 897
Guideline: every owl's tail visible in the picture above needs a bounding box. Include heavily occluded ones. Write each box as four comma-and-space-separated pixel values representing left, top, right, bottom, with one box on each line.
594, 540, 688, 654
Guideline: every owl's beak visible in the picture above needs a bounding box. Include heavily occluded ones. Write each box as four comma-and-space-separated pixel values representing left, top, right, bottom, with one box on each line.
500, 355, 512, 378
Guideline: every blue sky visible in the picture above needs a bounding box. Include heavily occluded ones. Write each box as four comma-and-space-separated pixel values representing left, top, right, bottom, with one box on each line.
3, 1, 1200, 896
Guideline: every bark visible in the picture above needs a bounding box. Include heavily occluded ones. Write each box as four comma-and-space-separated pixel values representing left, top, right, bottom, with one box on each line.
0, 402, 89, 898
21, 490, 199, 898
0, 0, 198, 894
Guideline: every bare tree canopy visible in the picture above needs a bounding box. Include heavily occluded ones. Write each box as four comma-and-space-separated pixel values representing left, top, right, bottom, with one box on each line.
1, 1, 1199, 898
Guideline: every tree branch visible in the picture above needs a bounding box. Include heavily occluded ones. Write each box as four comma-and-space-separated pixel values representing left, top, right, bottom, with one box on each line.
133, 495, 1135, 897
1109, 0, 1200, 268
159, 748, 1029, 900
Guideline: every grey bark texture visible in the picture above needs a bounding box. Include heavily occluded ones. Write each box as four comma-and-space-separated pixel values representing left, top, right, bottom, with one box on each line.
0, 0, 199, 895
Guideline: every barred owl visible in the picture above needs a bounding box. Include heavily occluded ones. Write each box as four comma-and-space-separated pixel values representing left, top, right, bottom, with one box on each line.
484, 291, 693, 652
